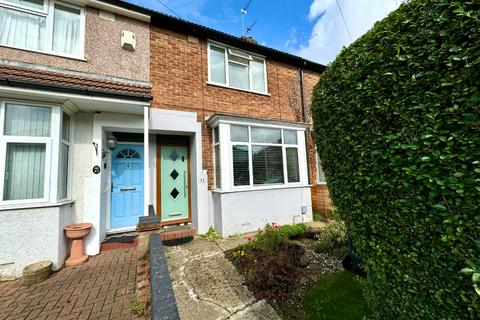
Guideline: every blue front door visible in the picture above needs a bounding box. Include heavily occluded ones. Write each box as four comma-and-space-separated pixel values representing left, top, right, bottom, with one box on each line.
110, 144, 144, 229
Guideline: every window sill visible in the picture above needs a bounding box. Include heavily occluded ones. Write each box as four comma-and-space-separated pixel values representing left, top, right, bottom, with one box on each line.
0, 200, 75, 211
212, 184, 312, 194
0, 44, 86, 62
206, 81, 271, 96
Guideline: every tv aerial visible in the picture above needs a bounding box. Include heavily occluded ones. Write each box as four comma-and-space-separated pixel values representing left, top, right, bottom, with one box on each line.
241, 0, 252, 37
246, 20, 257, 36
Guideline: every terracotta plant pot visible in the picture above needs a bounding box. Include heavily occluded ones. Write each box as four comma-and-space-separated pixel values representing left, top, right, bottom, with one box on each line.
65, 223, 92, 266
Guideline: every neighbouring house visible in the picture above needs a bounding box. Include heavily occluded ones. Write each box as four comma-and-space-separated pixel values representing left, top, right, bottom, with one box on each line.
0, 0, 330, 278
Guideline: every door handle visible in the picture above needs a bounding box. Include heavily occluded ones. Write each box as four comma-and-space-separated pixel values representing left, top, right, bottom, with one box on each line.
183, 171, 187, 197
120, 187, 136, 192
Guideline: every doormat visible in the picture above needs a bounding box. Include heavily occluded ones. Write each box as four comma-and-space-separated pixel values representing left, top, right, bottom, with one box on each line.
103, 235, 136, 244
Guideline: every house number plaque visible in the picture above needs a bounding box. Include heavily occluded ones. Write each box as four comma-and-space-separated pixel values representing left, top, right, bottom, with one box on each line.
92, 165, 101, 174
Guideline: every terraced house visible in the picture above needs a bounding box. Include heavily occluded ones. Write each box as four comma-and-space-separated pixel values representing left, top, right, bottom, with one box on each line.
0, 0, 330, 277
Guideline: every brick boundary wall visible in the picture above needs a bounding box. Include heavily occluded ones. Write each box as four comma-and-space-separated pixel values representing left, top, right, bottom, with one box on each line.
149, 234, 180, 320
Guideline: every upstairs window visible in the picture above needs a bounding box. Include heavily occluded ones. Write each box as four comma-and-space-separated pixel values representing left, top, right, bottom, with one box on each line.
0, 0, 84, 58
208, 42, 267, 94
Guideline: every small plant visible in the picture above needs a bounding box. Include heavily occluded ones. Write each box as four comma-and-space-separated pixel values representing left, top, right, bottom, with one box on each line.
232, 249, 247, 263
130, 296, 145, 317
461, 261, 480, 296
315, 220, 347, 253
313, 213, 323, 222
200, 226, 223, 241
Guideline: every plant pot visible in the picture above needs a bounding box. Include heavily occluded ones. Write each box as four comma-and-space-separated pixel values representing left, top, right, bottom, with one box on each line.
23, 260, 53, 285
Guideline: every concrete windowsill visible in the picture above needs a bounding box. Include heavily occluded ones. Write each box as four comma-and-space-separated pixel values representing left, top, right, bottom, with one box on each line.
206, 81, 271, 96
0, 200, 75, 212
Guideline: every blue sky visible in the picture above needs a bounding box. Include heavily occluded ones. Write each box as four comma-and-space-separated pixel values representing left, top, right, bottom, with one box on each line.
126, 0, 402, 65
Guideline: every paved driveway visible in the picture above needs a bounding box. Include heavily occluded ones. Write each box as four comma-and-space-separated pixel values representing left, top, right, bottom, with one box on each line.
164, 237, 281, 320
0, 248, 140, 320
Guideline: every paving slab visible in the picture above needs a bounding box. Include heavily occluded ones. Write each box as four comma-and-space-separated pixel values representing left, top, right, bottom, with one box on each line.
215, 234, 253, 252
164, 237, 280, 320
230, 300, 282, 320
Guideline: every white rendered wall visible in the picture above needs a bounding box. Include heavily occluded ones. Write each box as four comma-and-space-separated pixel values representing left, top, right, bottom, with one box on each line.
71, 112, 93, 224
211, 186, 313, 236
0, 204, 74, 277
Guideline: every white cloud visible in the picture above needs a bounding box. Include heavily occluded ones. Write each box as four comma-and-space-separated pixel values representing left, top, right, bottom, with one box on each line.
296, 0, 400, 64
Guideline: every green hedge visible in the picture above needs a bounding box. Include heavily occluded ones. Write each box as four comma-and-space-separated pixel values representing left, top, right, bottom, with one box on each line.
311, 0, 479, 319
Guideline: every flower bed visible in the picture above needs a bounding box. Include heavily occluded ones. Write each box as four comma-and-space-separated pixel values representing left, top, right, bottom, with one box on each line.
226, 221, 370, 319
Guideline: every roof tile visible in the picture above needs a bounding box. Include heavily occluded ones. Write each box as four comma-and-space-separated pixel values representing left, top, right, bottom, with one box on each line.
0, 64, 151, 100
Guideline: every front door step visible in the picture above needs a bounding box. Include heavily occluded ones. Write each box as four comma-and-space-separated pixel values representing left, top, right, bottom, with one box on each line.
160, 225, 196, 242
101, 233, 138, 252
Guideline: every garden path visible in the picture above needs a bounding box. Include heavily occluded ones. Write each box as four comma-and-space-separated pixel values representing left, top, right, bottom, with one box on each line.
164, 236, 280, 320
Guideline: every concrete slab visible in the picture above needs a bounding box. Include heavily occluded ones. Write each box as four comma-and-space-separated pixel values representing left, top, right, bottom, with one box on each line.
215, 234, 253, 252
164, 237, 280, 320
175, 237, 222, 256
185, 253, 256, 313
230, 300, 281, 320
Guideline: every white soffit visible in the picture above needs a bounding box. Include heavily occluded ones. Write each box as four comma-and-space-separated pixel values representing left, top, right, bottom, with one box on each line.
84, 0, 151, 22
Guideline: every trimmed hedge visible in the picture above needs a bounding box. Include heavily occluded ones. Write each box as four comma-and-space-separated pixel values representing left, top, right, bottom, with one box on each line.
311, 1, 479, 319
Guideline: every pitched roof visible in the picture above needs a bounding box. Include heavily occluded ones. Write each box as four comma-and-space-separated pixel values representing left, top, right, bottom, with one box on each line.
102, 0, 326, 73
0, 64, 152, 101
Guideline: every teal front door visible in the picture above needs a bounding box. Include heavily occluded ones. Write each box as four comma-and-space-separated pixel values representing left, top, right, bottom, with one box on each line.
159, 145, 190, 224
110, 144, 144, 229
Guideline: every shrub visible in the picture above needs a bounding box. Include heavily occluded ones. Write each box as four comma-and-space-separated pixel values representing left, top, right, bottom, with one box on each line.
279, 223, 307, 239
311, 0, 480, 318
315, 220, 347, 253
244, 243, 306, 300
239, 222, 307, 255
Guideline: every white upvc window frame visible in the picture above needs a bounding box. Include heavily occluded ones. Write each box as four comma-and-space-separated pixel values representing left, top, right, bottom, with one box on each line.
0, 99, 72, 208
207, 41, 269, 95
316, 151, 327, 185
58, 109, 73, 200
0, 0, 86, 59
212, 126, 221, 189
212, 121, 308, 192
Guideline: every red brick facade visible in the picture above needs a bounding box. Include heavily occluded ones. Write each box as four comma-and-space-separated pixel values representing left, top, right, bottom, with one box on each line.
150, 26, 332, 216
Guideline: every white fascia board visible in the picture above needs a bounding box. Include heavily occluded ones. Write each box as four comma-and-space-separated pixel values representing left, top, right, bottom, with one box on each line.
85, 0, 150, 22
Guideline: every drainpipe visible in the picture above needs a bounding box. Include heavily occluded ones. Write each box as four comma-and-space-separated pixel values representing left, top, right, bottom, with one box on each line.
299, 64, 311, 185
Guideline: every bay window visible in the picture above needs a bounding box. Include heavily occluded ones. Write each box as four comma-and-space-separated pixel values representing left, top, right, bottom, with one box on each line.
0, 100, 72, 206
212, 122, 306, 190
0, 0, 84, 58
208, 42, 268, 94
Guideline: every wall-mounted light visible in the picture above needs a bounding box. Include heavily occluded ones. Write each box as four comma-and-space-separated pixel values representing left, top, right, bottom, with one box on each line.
107, 136, 118, 150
